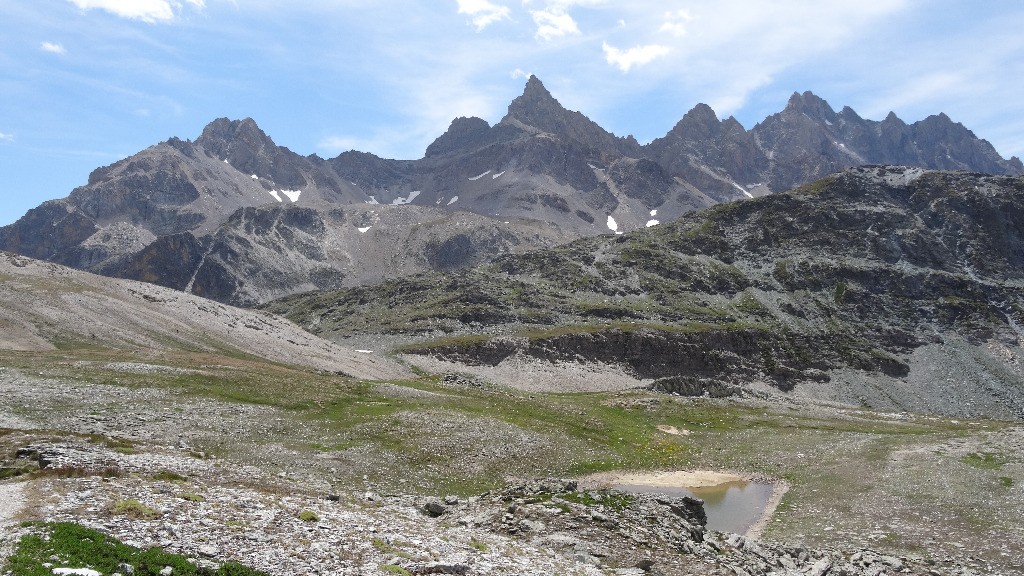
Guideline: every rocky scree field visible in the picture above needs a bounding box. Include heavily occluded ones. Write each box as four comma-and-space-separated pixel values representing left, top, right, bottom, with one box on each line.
0, 348, 1021, 575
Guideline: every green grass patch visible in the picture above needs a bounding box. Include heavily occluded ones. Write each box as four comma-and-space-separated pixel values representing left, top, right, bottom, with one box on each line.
152, 470, 188, 482
111, 499, 161, 520
371, 538, 414, 560
297, 510, 319, 522
962, 452, 1009, 470
5, 522, 269, 576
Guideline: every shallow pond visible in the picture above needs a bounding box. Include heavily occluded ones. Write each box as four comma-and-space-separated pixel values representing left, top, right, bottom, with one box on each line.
614, 480, 775, 534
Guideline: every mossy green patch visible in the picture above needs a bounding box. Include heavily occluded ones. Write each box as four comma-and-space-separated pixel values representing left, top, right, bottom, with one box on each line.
5, 522, 269, 576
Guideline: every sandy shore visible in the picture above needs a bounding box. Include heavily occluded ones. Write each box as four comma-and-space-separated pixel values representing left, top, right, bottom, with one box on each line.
579, 469, 744, 489
578, 469, 789, 539
743, 478, 789, 539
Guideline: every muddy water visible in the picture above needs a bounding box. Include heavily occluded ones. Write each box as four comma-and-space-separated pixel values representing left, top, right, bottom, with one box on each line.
614, 480, 775, 534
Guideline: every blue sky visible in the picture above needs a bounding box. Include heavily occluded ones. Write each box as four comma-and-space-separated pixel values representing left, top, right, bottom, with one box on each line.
2, 0, 1023, 226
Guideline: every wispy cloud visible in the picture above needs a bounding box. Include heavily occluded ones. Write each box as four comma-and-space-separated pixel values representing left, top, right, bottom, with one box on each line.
602, 42, 670, 72
65, 0, 204, 23
456, 0, 511, 31
530, 8, 580, 40
40, 41, 67, 54
0, 132, 13, 143
524, 0, 607, 40
658, 9, 690, 37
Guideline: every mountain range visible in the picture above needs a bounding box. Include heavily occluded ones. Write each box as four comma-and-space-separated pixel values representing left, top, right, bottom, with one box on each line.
2, 76, 1020, 305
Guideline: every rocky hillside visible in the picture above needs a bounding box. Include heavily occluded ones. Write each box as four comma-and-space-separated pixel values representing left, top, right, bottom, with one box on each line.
265, 166, 1024, 419
0, 251, 409, 380
2, 78, 1020, 306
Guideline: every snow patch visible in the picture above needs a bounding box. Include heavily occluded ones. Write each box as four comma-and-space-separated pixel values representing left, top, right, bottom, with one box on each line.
646, 220, 660, 227
650, 209, 657, 216
391, 191, 421, 205
366, 195, 379, 205
251, 174, 259, 180
492, 171, 505, 179
279, 189, 301, 202
468, 170, 491, 181
267, 190, 283, 202
731, 182, 754, 199
223, 158, 229, 164
357, 226, 371, 233
355, 350, 373, 354
607, 216, 622, 234
53, 569, 102, 576
447, 196, 459, 205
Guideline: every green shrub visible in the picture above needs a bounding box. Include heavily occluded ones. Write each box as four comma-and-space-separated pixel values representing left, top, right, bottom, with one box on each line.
5, 522, 271, 576
111, 499, 161, 520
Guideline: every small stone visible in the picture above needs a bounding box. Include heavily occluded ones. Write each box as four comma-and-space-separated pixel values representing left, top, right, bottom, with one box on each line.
198, 545, 219, 558
159, 567, 173, 576
423, 500, 448, 517
634, 559, 655, 572
806, 557, 833, 576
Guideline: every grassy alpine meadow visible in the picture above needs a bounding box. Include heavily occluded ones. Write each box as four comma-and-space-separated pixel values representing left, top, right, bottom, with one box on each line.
0, 346, 1020, 567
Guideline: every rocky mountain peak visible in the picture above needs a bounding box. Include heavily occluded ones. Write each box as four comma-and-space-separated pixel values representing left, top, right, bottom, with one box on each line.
501, 76, 639, 156
503, 76, 568, 128
424, 116, 492, 158
784, 90, 839, 124
196, 117, 277, 157
882, 111, 905, 126
671, 103, 722, 138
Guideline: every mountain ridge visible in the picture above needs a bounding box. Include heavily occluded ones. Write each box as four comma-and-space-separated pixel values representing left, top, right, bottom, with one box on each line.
263, 166, 1024, 419
2, 76, 1020, 305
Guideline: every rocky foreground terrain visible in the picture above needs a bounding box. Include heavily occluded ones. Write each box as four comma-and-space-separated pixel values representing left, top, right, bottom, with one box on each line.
1, 386, 1020, 576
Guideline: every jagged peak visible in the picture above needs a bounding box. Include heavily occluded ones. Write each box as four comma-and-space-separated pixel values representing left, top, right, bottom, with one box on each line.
685, 103, 720, 122
196, 117, 276, 152
522, 75, 550, 98
500, 76, 636, 155
424, 116, 492, 158
503, 75, 567, 124
785, 90, 838, 122
839, 105, 863, 121
882, 111, 906, 126
664, 103, 722, 138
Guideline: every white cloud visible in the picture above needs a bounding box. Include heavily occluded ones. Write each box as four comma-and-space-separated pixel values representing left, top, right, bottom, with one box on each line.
456, 0, 511, 31
602, 42, 670, 72
65, 0, 204, 23
511, 68, 532, 80
531, 8, 580, 40
40, 42, 67, 54
0, 132, 13, 142
659, 9, 690, 37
